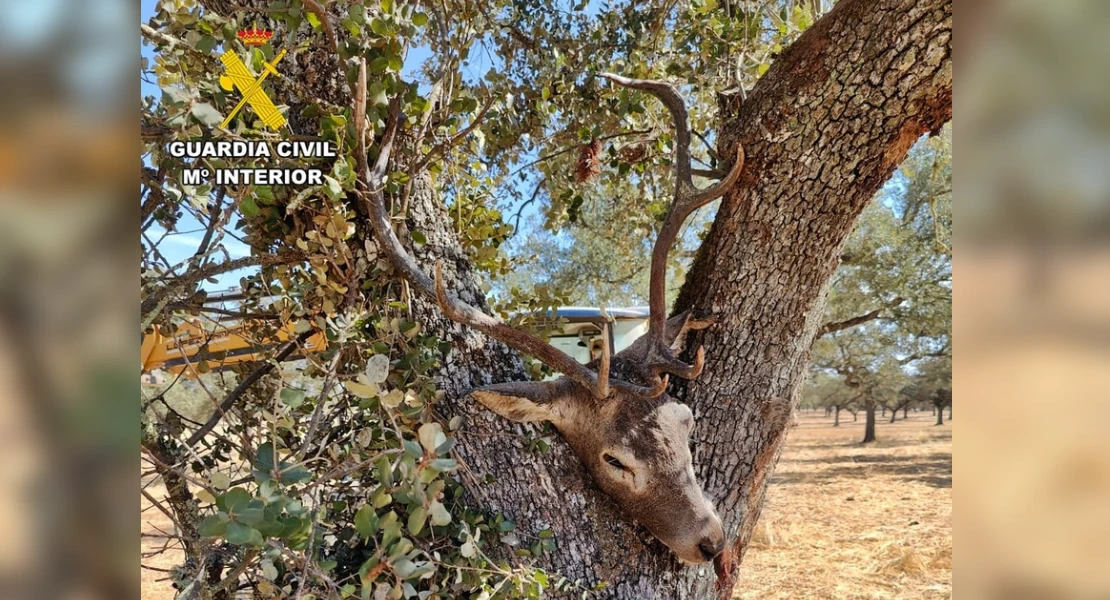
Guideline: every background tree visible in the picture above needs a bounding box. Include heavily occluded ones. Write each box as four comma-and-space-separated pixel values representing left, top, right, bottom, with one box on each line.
810, 128, 951, 444
140, 0, 950, 598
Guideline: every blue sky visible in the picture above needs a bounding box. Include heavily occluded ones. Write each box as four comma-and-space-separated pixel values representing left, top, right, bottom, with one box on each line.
141, 0, 552, 293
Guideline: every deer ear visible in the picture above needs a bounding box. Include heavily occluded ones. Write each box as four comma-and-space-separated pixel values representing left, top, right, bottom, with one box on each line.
471, 380, 574, 425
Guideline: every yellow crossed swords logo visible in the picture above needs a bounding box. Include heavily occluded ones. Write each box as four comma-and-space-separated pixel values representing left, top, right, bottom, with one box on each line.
218, 49, 287, 130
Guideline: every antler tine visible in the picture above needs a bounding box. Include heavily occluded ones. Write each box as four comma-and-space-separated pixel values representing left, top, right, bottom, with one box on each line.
599, 73, 693, 187
433, 263, 616, 397
601, 73, 745, 381
360, 89, 677, 402
597, 319, 611, 400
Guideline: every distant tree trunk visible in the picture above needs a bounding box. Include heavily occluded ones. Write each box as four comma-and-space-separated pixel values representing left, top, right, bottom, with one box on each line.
862, 402, 877, 443
833, 405, 840, 426
903, 406, 910, 419
935, 403, 945, 425
889, 406, 898, 424
852, 410, 858, 422
881, 406, 886, 417
948, 404, 952, 420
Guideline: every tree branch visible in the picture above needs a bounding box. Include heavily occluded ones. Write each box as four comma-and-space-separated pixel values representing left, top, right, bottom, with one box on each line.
183, 329, 313, 447
141, 252, 305, 327
819, 297, 903, 337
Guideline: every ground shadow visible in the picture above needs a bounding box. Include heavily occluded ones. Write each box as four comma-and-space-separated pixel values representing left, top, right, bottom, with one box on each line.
770, 452, 952, 488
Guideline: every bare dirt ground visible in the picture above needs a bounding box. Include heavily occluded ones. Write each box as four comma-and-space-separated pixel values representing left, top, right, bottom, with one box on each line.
737, 410, 952, 600
142, 410, 951, 599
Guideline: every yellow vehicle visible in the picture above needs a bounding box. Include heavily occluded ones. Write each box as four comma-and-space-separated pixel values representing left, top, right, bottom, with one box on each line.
141, 296, 645, 381
140, 291, 326, 379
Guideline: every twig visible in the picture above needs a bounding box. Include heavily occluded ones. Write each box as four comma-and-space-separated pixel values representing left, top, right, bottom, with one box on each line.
184, 330, 314, 447
213, 549, 259, 597
413, 93, 498, 173
302, 0, 338, 53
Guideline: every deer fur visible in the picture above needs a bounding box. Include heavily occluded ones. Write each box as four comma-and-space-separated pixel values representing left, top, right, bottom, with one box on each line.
472, 311, 726, 563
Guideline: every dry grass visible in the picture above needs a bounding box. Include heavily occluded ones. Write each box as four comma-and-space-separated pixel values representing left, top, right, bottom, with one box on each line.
141, 469, 179, 600
141, 410, 951, 599
737, 410, 952, 600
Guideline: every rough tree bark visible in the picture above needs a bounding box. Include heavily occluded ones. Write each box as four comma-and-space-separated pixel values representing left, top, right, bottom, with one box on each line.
666, 0, 950, 592
193, 0, 950, 597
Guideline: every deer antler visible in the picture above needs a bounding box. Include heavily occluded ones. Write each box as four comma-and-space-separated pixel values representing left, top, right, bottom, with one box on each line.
599, 73, 745, 386
355, 60, 735, 401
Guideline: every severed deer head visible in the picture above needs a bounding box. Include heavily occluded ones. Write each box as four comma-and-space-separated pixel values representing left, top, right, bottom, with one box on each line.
359, 68, 744, 563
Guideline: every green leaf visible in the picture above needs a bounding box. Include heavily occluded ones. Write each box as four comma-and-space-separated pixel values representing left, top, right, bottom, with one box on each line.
198, 513, 229, 537
280, 465, 312, 485
402, 440, 423, 459
412, 12, 428, 27
417, 422, 443, 453
407, 506, 427, 536
376, 456, 394, 486
392, 558, 417, 579
218, 487, 251, 513
191, 102, 223, 126
345, 380, 379, 399
226, 521, 264, 546
254, 442, 276, 474
381, 519, 402, 549
429, 501, 451, 527
306, 11, 321, 28
237, 506, 265, 527
411, 230, 427, 245
280, 388, 306, 408
240, 196, 260, 218
196, 35, 218, 54
372, 484, 393, 508
354, 504, 379, 538
426, 458, 457, 473
368, 81, 388, 106
323, 175, 344, 200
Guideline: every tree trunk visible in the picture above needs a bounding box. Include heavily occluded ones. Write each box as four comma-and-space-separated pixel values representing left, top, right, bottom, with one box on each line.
668, 0, 949, 592
881, 406, 886, 417
889, 406, 898, 424
903, 406, 910, 419
935, 403, 945, 425
197, 0, 950, 596
862, 403, 878, 443
833, 405, 840, 426
948, 404, 953, 420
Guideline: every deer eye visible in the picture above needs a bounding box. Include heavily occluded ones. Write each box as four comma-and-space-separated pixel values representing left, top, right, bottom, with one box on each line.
603, 454, 628, 471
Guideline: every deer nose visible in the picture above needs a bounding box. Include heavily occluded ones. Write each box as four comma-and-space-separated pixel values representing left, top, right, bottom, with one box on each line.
698, 536, 725, 561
